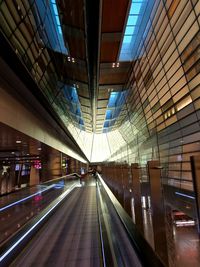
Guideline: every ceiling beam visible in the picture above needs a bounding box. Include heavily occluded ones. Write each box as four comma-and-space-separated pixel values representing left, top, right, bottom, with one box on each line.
85, 0, 101, 132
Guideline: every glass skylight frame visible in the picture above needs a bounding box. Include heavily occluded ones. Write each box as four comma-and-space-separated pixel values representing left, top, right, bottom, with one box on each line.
119, 0, 154, 61
62, 85, 85, 130
32, 0, 68, 55
103, 91, 128, 132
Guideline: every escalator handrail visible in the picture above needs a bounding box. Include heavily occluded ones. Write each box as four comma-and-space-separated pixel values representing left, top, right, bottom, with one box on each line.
97, 173, 165, 267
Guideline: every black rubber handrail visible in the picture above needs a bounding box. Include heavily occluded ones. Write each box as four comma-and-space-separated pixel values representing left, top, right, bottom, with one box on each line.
97, 174, 165, 267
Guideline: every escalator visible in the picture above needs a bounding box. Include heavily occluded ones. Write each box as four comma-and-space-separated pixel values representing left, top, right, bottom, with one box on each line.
0, 176, 164, 267
10, 183, 102, 266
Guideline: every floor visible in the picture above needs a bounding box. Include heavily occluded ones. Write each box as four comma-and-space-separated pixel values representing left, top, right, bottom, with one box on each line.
142, 208, 200, 267
1, 178, 200, 266
175, 226, 200, 267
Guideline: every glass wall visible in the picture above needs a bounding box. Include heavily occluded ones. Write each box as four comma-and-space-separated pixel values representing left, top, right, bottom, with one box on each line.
107, 0, 200, 191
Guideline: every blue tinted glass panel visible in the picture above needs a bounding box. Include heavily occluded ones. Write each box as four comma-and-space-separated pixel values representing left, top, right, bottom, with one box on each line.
104, 121, 109, 128
62, 85, 84, 128
52, 3, 58, 15
130, 2, 142, 14
119, 0, 154, 61
108, 92, 118, 107
123, 35, 132, 43
125, 26, 135, 35
55, 15, 60, 25
127, 15, 138, 25
76, 107, 81, 116
34, 1, 68, 54
103, 91, 127, 131
58, 25, 62, 34
106, 110, 112, 120
79, 119, 84, 125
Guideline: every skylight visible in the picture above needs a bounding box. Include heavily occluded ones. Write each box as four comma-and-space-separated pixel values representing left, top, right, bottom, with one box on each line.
50, 0, 68, 54
103, 91, 127, 132
119, 0, 154, 61
34, 1, 68, 55
63, 85, 84, 129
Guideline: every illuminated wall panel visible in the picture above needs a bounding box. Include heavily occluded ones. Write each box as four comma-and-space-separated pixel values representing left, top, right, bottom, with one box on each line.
107, 0, 200, 191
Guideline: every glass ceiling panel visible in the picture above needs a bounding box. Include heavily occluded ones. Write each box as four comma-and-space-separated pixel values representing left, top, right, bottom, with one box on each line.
127, 15, 138, 25
125, 26, 136, 35
103, 91, 127, 132
130, 2, 142, 14
119, 0, 154, 61
62, 85, 85, 130
35, 0, 68, 54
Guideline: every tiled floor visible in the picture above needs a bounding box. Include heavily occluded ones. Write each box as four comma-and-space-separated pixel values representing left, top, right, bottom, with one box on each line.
142, 208, 200, 267
175, 226, 200, 267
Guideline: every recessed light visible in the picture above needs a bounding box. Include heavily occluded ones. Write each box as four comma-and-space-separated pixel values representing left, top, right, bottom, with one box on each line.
16, 140, 21, 144
27, 153, 30, 156
37, 148, 42, 151
11, 152, 15, 154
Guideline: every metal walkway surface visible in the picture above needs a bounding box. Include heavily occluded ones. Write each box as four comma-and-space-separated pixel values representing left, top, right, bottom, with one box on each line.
10, 181, 102, 267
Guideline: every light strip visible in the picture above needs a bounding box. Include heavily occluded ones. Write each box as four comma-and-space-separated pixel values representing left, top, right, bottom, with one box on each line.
0, 183, 77, 262
175, 192, 195, 200
175, 220, 195, 226
0, 185, 55, 212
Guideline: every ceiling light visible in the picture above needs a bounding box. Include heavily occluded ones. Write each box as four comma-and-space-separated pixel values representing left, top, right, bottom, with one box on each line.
16, 140, 21, 144
37, 148, 42, 151
11, 152, 15, 154
112, 63, 115, 68
116, 63, 120, 67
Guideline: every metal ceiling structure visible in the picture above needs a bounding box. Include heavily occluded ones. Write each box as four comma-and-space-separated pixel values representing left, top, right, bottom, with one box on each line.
0, 0, 153, 161
55, 0, 132, 133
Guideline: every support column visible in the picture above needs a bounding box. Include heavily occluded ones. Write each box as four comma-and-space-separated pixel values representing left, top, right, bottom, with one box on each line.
147, 160, 168, 266
41, 148, 62, 182
118, 165, 124, 206
30, 165, 40, 186
131, 163, 144, 234
123, 165, 132, 216
7, 164, 15, 193
70, 158, 76, 173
